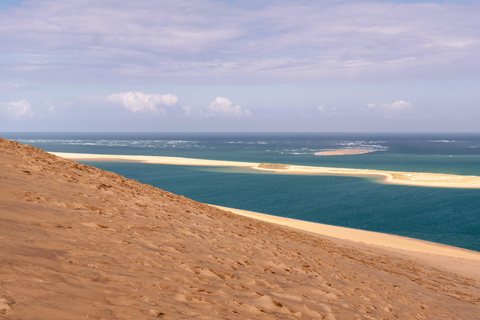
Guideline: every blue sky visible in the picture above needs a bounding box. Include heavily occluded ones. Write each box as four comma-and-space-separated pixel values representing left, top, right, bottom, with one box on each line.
0, 0, 24, 9
1, 0, 479, 132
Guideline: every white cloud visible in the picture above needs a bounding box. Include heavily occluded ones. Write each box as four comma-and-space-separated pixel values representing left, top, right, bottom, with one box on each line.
45, 101, 56, 113
181, 105, 209, 118
106, 91, 178, 113
315, 105, 342, 117
360, 100, 414, 119
206, 97, 252, 118
1, 99, 35, 119
366, 100, 414, 111
182, 106, 194, 116
181, 97, 252, 118
317, 106, 326, 115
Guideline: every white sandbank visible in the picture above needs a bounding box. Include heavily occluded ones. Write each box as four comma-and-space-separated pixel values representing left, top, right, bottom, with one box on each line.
315, 148, 375, 155
52, 152, 480, 189
51, 152, 255, 167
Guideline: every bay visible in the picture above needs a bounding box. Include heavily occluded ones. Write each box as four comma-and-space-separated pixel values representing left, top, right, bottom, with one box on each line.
3, 132, 480, 252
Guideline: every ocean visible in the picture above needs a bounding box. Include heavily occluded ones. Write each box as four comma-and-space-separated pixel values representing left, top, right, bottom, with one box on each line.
3, 132, 480, 252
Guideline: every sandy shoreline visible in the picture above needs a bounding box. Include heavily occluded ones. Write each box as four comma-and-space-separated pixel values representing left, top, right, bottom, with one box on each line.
215, 205, 480, 281
51, 152, 255, 167
53, 152, 480, 189
214, 205, 480, 261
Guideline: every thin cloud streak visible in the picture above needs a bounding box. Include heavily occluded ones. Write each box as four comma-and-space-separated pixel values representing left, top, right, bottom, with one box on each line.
1, 0, 479, 83
365, 100, 414, 112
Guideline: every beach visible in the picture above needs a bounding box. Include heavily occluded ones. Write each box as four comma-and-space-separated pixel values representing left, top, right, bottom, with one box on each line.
2, 138, 480, 319
214, 206, 480, 280
53, 152, 480, 189
214, 206, 480, 261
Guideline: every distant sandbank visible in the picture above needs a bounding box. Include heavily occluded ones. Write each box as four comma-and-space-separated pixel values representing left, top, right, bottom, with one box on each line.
52, 152, 254, 167
315, 148, 375, 155
53, 152, 480, 189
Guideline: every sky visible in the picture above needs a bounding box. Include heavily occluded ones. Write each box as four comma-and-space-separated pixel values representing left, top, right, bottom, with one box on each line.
1, 0, 479, 132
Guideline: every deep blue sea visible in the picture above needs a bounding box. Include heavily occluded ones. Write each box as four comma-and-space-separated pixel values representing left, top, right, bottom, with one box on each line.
3, 132, 480, 252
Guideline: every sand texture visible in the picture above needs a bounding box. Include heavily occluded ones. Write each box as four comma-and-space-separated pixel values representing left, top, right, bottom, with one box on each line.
2, 138, 480, 319
213, 206, 480, 263
53, 152, 480, 189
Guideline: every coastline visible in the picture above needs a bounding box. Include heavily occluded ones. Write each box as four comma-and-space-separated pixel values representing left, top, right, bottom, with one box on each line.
51, 152, 255, 167
214, 205, 480, 261
216, 205, 480, 281
52, 152, 480, 189
3, 138, 480, 318
52, 151, 480, 262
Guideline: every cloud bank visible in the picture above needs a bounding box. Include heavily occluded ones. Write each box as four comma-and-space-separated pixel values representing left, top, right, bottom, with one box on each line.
106, 92, 178, 113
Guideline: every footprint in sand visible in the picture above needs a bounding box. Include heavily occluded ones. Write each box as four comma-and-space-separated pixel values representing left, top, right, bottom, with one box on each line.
0, 297, 15, 315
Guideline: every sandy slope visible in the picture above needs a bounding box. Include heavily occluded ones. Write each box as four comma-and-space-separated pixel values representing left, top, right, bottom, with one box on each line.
213, 206, 480, 262
1, 138, 480, 319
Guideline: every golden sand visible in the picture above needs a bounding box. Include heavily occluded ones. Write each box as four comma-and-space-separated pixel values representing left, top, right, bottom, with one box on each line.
53, 152, 480, 189
214, 205, 480, 262
2, 139, 479, 319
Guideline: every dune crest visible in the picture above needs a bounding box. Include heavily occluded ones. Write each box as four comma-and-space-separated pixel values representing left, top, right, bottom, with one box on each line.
1, 138, 480, 319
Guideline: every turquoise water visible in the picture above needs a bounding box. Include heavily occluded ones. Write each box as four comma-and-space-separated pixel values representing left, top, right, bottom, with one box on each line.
3, 132, 480, 252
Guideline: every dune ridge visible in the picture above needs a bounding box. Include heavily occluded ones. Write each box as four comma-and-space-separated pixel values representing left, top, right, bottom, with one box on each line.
1, 138, 480, 319
52, 152, 480, 189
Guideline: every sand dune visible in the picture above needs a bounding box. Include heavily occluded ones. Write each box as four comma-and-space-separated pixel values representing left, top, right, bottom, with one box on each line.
53, 152, 480, 189
2, 138, 480, 319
